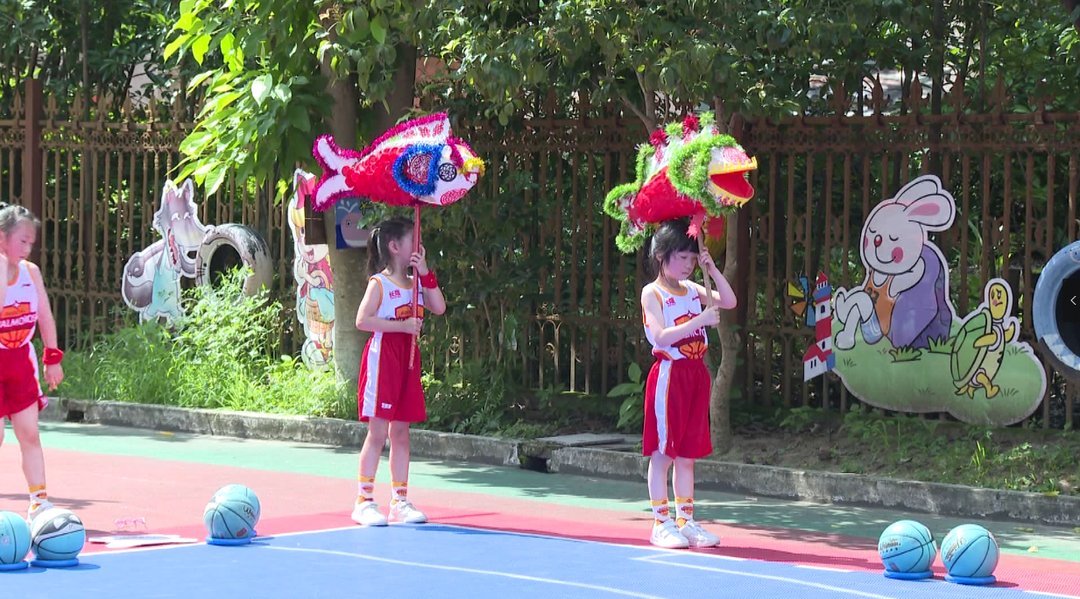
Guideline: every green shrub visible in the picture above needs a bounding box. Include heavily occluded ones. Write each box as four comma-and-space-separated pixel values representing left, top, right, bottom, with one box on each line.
58, 269, 345, 417
607, 363, 645, 433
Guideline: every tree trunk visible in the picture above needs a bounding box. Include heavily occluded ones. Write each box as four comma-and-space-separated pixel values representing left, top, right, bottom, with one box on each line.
317, 11, 418, 398
371, 45, 417, 138
709, 211, 740, 455
1065, 0, 1080, 32
708, 104, 745, 456
318, 64, 364, 398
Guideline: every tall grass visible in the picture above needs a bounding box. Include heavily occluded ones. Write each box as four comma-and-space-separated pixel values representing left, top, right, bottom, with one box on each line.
60, 270, 347, 417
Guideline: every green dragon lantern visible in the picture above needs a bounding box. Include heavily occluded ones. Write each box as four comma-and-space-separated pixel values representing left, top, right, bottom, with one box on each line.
603, 112, 757, 254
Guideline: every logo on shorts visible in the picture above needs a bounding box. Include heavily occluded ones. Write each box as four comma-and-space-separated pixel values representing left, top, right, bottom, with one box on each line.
381, 402, 393, 409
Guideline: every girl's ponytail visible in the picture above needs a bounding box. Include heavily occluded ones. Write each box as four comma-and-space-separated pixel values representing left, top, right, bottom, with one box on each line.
365, 217, 413, 275
367, 226, 382, 274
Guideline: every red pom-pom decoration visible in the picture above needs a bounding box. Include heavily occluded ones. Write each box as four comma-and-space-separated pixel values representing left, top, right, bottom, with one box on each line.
682, 114, 700, 135
649, 129, 668, 148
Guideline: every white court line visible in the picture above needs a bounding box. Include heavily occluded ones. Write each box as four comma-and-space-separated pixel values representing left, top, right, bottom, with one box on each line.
74, 522, 1080, 599
264, 546, 667, 599
427, 522, 680, 554
631, 558, 897, 599
794, 564, 856, 573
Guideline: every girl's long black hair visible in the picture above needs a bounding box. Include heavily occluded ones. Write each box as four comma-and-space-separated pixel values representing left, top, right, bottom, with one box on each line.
646, 218, 696, 279
367, 216, 413, 274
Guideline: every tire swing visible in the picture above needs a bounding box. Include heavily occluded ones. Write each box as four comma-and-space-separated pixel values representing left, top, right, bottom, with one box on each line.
1033, 241, 1080, 377
195, 224, 274, 297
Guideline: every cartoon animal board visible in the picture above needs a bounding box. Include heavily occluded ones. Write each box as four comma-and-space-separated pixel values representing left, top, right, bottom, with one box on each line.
950, 279, 1018, 399
833, 175, 957, 351
288, 170, 336, 369
121, 179, 212, 323
335, 197, 371, 249
827, 175, 1047, 426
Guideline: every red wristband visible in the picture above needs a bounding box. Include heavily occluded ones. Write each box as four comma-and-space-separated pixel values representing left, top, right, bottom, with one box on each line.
420, 271, 438, 289
44, 348, 64, 366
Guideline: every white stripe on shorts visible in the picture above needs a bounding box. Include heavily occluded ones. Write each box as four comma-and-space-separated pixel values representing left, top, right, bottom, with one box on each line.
654, 360, 671, 451
360, 332, 383, 419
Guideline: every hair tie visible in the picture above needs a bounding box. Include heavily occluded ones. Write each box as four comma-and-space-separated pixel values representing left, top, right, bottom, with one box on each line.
369, 227, 381, 253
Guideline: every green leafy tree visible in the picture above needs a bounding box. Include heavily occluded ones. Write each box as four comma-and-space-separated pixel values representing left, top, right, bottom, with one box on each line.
165, 0, 430, 389
429, 0, 1080, 451
432, 0, 837, 452
1, 0, 177, 108
156, 0, 1079, 433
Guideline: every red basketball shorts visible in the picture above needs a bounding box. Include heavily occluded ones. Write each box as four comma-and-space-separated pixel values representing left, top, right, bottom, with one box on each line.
642, 358, 712, 459
0, 344, 43, 418
357, 332, 426, 423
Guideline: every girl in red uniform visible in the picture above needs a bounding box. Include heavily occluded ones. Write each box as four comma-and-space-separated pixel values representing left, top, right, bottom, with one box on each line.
351, 217, 445, 526
0, 203, 64, 522
640, 218, 736, 548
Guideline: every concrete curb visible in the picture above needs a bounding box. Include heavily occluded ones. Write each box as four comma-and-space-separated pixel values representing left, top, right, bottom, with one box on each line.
50, 399, 520, 468
46, 399, 1080, 526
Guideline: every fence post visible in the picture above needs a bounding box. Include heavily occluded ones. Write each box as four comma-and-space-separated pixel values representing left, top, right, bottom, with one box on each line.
22, 78, 44, 264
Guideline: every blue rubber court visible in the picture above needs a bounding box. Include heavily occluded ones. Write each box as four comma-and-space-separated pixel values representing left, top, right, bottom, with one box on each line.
0, 523, 1071, 598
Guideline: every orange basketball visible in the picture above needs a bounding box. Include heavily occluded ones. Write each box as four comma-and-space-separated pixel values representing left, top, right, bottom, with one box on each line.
679, 339, 708, 360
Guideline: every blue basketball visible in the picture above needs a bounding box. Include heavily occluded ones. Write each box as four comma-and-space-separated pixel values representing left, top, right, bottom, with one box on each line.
0, 511, 31, 566
941, 524, 999, 579
29, 508, 85, 561
213, 484, 261, 523
878, 520, 937, 574
204, 494, 258, 540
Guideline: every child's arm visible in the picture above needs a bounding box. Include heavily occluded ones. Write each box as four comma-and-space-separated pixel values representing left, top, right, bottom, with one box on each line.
28, 263, 63, 391
421, 284, 445, 316
642, 286, 720, 347
0, 250, 7, 308
354, 277, 415, 334
411, 245, 445, 315
692, 250, 737, 309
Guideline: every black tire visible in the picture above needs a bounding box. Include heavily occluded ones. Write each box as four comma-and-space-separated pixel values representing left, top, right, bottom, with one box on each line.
195, 224, 273, 295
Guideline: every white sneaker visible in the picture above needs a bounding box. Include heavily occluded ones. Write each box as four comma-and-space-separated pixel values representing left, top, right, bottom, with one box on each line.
27, 499, 54, 523
650, 519, 689, 549
388, 500, 428, 524
679, 519, 720, 548
351, 501, 388, 526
